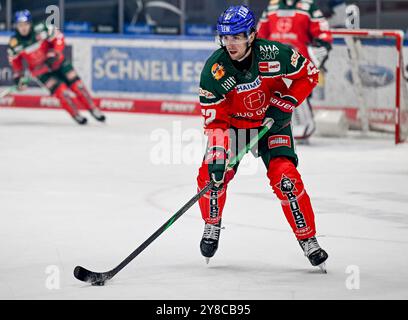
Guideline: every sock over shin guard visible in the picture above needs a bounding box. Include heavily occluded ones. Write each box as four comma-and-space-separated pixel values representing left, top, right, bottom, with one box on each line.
69, 80, 97, 111
54, 83, 79, 116
197, 161, 236, 224
267, 157, 316, 240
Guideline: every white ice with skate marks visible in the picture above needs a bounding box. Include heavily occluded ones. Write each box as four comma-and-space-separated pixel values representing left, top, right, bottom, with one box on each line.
0, 108, 407, 299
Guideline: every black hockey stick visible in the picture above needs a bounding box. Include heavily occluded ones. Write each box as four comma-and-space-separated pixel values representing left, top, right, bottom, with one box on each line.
74, 122, 272, 285
0, 77, 32, 98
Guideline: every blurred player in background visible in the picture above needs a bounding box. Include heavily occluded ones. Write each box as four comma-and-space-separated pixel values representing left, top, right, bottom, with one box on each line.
7, 10, 106, 125
197, 5, 328, 271
316, 0, 347, 28
257, 0, 333, 141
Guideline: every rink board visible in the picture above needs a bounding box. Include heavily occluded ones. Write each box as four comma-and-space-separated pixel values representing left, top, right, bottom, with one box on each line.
0, 33, 407, 128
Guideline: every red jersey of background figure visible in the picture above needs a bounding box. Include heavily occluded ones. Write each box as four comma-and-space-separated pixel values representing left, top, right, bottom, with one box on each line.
257, 0, 332, 59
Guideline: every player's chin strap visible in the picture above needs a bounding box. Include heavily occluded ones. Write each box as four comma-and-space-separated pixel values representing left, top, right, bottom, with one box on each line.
244, 31, 257, 54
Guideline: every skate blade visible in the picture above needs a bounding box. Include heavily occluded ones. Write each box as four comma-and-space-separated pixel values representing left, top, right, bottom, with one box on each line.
318, 262, 327, 274
205, 258, 210, 264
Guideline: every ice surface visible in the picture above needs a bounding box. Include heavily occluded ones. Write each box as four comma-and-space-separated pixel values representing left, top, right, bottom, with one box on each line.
0, 108, 407, 299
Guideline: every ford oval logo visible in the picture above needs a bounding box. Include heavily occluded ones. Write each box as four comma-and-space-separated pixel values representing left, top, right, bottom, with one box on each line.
345, 65, 394, 88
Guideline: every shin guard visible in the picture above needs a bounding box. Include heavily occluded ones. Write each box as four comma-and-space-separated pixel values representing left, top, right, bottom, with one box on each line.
197, 161, 236, 224
54, 83, 79, 116
267, 157, 316, 240
69, 80, 97, 111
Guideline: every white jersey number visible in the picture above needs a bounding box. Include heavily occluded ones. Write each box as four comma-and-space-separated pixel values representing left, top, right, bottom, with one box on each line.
202, 109, 216, 126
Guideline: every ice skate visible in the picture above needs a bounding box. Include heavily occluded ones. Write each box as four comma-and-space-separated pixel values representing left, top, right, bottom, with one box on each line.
298, 236, 328, 273
89, 108, 106, 122
72, 113, 87, 125
200, 220, 222, 264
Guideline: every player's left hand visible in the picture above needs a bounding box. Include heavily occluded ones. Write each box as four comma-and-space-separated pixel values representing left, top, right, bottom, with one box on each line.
262, 94, 294, 134
313, 38, 332, 51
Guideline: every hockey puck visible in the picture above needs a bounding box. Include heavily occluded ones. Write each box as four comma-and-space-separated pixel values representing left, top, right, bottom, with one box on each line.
91, 281, 105, 286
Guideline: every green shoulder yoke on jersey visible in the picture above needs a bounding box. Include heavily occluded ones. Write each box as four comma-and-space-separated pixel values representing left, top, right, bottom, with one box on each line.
8, 21, 57, 56
199, 48, 238, 105
254, 38, 306, 79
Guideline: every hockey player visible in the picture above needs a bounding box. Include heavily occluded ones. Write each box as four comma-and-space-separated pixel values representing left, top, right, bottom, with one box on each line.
257, 0, 332, 67
315, 0, 347, 28
257, 0, 333, 140
7, 10, 106, 125
197, 5, 328, 271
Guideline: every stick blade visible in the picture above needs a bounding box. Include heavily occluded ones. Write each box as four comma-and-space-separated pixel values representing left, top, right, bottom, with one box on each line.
74, 266, 108, 284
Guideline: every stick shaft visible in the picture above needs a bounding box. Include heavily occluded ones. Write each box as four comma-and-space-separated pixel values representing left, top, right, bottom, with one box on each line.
110, 125, 270, 277
75, 124, 272, 282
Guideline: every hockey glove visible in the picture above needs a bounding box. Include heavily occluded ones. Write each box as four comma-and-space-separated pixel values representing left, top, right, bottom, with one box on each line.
311, 38, 332, 71
313, 38, 332, 51
262, 93, 294, 134
45, 50, 63, 70
205, 146, 233, 190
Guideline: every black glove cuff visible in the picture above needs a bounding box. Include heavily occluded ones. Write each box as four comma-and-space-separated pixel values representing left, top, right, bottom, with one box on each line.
314, 38, 332, 51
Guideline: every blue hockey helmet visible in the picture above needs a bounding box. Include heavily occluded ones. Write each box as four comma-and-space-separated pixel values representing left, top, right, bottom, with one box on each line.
14, 10, 32, 24
216, 5, 256, 37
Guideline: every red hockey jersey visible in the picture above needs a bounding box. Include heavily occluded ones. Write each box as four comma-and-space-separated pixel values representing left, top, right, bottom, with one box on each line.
8, 22, 65, 78
199, 38, 319, 150
257, 0, 332, 59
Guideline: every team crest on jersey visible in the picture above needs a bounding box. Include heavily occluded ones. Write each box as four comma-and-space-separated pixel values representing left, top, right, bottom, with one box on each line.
9, 38, 18, 48
243, 90, 266, 111
211, 63, 226, 80
276, 17, 293, 33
